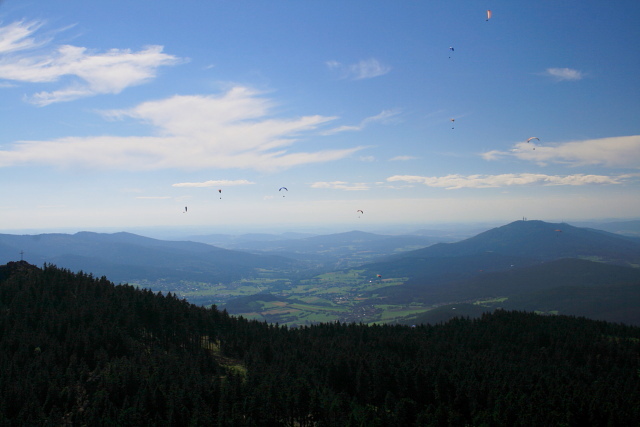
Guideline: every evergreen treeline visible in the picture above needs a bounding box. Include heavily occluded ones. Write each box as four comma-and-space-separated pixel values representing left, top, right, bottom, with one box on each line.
1, 262, 639, 426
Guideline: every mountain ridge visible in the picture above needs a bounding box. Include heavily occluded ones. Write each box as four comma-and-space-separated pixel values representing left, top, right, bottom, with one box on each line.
385, 220, 640, 264
0, 231, 302, 284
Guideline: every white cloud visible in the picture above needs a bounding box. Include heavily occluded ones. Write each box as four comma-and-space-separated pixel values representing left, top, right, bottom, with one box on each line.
350, 58, 391, 79
543, 67, 584, 81
326, 58, 391, 80
323, 108, 400, 135
387, 173, 627, 190
310, 181, 370, 191
0, 21, 181, 105
389, 155, 418, 161
0, 87, 363, 171
481, 149, 503, 160
482, 135, 640, 168
172, 179, 255, 188
0, 20, 47, 54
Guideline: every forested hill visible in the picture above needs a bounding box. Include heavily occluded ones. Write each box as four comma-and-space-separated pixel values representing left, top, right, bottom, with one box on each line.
2, 262, 640, 425
391, 219, 640, 264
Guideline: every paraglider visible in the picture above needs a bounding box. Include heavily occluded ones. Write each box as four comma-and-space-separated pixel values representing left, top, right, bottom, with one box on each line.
183, 206, 188, 213
486, 10, 492, 21
526, 137, 540, 150
450, 118, 455, 129
357, 209, 364, 218
377, 274, 382, 278
279, 187, 288, 197
449, 46, 454, 58
218, 189, 222, 199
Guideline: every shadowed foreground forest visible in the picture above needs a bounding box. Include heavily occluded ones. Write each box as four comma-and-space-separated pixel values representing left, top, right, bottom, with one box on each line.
1, 262, 639, 426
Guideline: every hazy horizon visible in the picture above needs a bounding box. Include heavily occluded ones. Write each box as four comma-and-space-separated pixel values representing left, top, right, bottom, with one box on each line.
1, 217, 638, 242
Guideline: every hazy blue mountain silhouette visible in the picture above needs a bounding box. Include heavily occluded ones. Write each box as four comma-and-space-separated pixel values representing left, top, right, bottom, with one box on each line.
186, 231, 317, 247
577, 219, 640, 238
193, 230, 451, 254
187, 230, 454, 267
0, 231, 301, 284
387, 220, 640, 263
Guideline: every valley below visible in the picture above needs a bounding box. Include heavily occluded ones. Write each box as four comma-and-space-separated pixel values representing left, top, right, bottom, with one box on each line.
2, 219, 640, 327
20, 219, 633, 328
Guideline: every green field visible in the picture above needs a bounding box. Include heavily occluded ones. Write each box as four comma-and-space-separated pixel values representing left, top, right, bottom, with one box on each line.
139, 265, 519, 327
157, 268, 455, 326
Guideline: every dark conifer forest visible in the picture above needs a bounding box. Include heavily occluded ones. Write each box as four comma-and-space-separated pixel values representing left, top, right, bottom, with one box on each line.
1, 261, 639, 426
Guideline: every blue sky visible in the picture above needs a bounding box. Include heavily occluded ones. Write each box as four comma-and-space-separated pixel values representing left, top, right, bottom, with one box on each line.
1, 1, 639, 233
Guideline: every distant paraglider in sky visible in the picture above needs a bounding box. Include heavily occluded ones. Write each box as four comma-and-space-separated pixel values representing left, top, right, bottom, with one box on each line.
450, 118, 455, 129
183, 206, 187, 213
526, 137, 540, 150
218, 189, 222, 199
486, 10, 492, 21
357, 209, 364, 218
279, 187, 288, 197
449, 46, 454, 58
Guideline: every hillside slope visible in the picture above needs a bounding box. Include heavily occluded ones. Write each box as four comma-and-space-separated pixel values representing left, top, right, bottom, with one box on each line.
372, 256, 640, 313
400, 258, 640, 303
394, 258, 640, 325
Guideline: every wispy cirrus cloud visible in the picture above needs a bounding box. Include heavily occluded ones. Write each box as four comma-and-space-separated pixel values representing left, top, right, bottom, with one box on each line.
0, 20, 48, 53
310, 181, 370, 191
326, 58, 391, 80
0, 86, 363, 171
173, 179, 255, 188
543, 67, 584, 81
323, 109, 400, 135
0, 20, 181, 105
482, 135, 640, 168
387, 173, 627, 190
